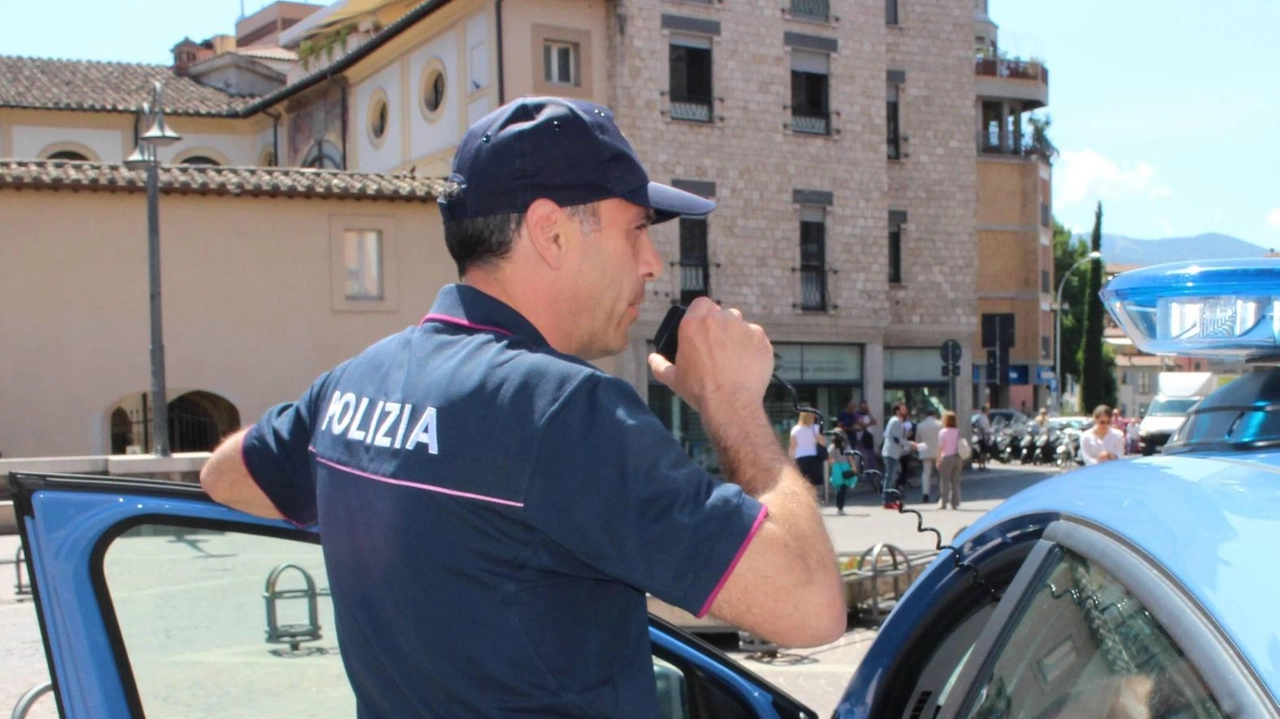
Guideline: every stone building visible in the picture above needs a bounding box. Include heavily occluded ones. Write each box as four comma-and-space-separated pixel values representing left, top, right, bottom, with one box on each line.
0, 0, 1036, 458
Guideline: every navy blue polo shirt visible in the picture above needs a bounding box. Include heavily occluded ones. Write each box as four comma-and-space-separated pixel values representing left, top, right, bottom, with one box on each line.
241, 284, 766, 718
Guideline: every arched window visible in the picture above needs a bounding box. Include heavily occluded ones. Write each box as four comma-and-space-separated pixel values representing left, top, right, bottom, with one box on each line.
47, 150, 91, 161
302, 140, 344, 169
180, 155, 221, 166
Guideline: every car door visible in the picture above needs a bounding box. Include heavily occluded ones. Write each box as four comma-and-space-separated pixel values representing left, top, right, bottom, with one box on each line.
11, 472, 816, 719
924, 520, 1278, 719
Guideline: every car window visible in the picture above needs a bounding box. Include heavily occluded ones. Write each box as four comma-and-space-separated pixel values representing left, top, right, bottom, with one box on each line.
957, 548, 1225, 719
101, 522, 355, 718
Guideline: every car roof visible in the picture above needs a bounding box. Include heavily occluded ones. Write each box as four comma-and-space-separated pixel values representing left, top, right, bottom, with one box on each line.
965, 454, 1280, 694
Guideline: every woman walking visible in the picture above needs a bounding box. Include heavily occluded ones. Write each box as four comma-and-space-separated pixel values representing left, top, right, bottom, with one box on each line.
936, 411, 964, 510
789, 411, 827, 501
827, 429, 857, 515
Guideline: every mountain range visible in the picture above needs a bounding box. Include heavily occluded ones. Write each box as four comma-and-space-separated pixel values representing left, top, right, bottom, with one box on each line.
1087, 233, 1273, 267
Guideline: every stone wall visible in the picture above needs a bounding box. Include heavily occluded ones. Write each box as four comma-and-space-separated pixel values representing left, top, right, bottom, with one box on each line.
607, 0, 978, 423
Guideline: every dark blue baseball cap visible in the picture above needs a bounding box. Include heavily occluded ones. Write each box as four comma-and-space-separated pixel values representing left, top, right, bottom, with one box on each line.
439, 97, 715, 224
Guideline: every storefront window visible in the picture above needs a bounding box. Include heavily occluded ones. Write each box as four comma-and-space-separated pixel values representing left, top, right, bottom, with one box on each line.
649, 342, 863, 474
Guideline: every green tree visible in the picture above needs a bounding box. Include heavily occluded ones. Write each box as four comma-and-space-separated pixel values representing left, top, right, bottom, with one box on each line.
1052, 220, 1087, 385
1078, 203, 1112, 411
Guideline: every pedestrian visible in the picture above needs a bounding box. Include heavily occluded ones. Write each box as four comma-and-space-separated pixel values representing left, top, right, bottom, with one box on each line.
936, 411, 964, 510
856, 400, 879, 436
837, 397, 860, 435
790, 411, 828, 499
827, 429, 856, 515
916, 408, 943, 504
1081, 404, 1126, 465
881, 402, 917, 509
1126, 411, 1142, 454
199, 97, 845, 718
1035, 407, 1049, 428
971, 404, 993, 470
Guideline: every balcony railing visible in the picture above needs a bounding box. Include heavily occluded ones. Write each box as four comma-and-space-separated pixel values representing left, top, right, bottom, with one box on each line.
670, 99, 713, 122
791, 112, 829, 135
789, 0, 829, 21
679, 261, 709, 305
974, 57, 1049, 83
800, 269, 827, 310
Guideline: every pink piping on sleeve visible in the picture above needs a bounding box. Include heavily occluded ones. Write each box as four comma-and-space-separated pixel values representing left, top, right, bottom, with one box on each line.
696, 504, 769, 619
420, 313, 513, 336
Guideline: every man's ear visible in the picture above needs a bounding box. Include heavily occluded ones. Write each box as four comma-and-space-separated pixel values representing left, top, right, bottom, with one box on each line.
524, 199, 567, 270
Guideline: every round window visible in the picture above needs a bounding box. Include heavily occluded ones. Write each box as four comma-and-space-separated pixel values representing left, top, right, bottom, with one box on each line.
368, 90, 389, 145
423, 67, 445, 115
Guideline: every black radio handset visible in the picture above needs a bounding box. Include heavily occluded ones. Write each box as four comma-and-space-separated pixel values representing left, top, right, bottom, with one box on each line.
654, 304, 687, 363
649, 303, 823, 426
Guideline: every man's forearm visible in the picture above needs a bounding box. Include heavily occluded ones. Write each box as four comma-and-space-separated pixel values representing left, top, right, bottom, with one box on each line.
702, 402, 835, 574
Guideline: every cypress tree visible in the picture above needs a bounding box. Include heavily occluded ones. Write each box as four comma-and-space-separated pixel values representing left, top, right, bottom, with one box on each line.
1079, 203, 1106, 411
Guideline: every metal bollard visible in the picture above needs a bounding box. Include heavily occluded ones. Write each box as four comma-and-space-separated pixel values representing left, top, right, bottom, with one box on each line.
263, 563, 322, 650
14, 546, 31, 597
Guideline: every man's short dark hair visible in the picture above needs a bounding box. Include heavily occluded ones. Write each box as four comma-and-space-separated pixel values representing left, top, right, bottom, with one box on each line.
441, 188, 601, 276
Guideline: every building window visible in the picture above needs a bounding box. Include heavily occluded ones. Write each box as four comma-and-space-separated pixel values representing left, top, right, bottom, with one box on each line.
790, 51, 830, 135
1041, 269, 1051, 293
1121, 371, 1130, 386
1040, 202, 1051, 228
343, 230, 383, 300
420, 60, 447, 120
1138, 372, 1152, 394
669, 34, 713, 123
887, 83, 902, 159
679, 217, 710, 305
46, 150, 90, 161
888, 218, 903, 284
1041, 336, 1051, 360
789, 0, 829, 22
367, 90, 389, 147
543, 40, 579, 86
886, 0, 899, 25
180, 156, 220, 166
799, 206, 827, 311
302, 140, 343, 169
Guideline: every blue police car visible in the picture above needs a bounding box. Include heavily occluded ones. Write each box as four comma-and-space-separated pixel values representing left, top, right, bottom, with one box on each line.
9, 259, 1280, 718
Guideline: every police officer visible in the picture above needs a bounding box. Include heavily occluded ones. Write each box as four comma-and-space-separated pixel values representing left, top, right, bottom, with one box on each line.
200, 97, 844, 718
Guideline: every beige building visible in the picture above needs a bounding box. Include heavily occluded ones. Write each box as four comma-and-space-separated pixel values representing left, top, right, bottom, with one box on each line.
971, 0, 1053, 414
0, 163, 449, 458
1, 0, 1019, 458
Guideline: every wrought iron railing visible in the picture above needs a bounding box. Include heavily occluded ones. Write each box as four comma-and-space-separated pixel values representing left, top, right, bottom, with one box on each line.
790, 0, 829, 21
800, 269, 826, 310
679, 261, 709, 305
791, 112, 829, 135
671, 100, 713, 122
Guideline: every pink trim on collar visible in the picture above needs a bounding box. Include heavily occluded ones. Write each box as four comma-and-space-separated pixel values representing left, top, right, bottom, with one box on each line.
420, 313, 513, 336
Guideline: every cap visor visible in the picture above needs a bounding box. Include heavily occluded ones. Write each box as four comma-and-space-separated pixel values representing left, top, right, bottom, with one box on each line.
624, 182, 716, 223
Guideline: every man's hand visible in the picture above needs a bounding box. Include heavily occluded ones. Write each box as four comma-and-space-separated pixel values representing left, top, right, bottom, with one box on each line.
647, 297, 774, 424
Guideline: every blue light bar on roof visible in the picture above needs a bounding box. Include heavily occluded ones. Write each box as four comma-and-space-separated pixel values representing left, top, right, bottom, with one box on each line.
1100, 259, 1280, 360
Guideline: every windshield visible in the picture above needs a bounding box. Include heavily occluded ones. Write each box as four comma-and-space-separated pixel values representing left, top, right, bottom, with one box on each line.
1147, 398, 1199, 416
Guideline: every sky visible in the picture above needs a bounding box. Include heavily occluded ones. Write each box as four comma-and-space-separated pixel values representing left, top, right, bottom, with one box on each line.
3, 1, 1278, 248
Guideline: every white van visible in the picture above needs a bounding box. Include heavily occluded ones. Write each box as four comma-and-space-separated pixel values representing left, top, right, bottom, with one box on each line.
1139, 372, 1216, 455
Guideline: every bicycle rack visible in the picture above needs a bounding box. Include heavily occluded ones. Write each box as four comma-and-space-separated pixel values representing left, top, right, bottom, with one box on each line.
263, 563, 323, 650
14, 545, 31, 597
857, 542, 911, 621
9, 681, 52, 719
738, 630, 778, 657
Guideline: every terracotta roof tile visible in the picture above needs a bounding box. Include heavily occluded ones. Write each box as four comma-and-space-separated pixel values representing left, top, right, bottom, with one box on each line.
0, 55, 257, 116
0, 160, 451, 202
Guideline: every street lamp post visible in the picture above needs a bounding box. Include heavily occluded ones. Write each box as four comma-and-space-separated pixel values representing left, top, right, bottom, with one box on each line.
125, 82, 182, 456
1054, 250, 1103, 412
